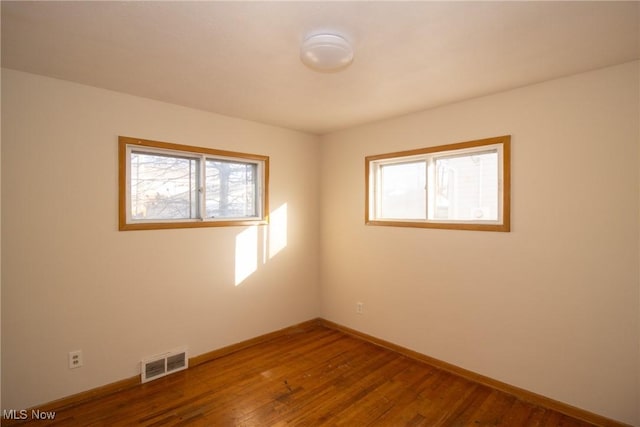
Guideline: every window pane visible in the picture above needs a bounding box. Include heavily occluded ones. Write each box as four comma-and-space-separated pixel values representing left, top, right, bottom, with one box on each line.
379, 161, 426, 219
130, 152, 199, 220
434, 151, 498, 220
206, 160, 257, 218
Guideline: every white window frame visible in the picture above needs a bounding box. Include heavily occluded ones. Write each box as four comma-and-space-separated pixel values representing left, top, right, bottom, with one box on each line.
365, 135, 510, 232
119, 136, 269, 231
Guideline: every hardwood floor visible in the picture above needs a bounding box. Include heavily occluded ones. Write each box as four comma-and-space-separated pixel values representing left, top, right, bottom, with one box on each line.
11, 324, 597, 426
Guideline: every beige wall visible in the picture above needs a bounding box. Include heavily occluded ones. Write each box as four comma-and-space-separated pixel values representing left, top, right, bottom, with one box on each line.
319, 61, 640, 425
1, 69, 321, 410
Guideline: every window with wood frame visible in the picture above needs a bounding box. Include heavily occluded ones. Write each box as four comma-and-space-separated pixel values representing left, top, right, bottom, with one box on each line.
119, 136, 269, 231
365, 135, 510, 232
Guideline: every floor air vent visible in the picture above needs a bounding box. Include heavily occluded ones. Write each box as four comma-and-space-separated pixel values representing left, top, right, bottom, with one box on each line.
141, 348, 188, 383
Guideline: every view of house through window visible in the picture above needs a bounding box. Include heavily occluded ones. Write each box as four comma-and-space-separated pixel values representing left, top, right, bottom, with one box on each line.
433, 150, 499, 221
119, 136, 268, 230
366, 135, 510, 232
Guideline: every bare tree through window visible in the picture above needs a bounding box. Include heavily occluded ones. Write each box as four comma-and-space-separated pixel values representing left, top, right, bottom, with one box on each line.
130, 152, 199, 220
119, 136, 269, 231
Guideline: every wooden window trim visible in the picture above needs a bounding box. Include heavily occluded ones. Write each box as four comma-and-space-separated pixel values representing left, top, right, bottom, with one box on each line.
365, 135, 511, 232
118, 136, 269, 231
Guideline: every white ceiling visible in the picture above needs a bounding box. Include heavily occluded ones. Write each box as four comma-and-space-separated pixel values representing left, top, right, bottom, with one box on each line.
2, 1, 639, 135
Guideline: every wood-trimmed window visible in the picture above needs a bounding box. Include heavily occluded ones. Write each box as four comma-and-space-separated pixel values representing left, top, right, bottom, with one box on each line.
119, 136, 269, 231
365, 135, 510, 232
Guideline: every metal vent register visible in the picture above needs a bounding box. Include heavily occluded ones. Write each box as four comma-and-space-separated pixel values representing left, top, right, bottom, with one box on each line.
141, 348, 188, 383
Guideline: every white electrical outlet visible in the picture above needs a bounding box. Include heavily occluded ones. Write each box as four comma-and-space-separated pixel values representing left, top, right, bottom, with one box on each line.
69, 350, 83, 369
356, 302, 364, 314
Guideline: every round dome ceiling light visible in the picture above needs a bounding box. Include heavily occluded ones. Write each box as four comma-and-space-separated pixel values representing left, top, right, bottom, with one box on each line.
300, 34, 354, 72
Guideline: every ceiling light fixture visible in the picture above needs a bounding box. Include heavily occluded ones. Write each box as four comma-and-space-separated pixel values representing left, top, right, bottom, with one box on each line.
300, 34, 354, 73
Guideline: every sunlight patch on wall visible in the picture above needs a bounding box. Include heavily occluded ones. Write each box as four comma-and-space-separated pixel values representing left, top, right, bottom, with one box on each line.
234, 203, 288, 286
235, 226, 258, 286
269, 203, 288, 259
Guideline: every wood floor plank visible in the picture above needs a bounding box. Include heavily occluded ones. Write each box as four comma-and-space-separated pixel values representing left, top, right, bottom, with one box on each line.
366, 368, 444, 425
8, 325, 603, 426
